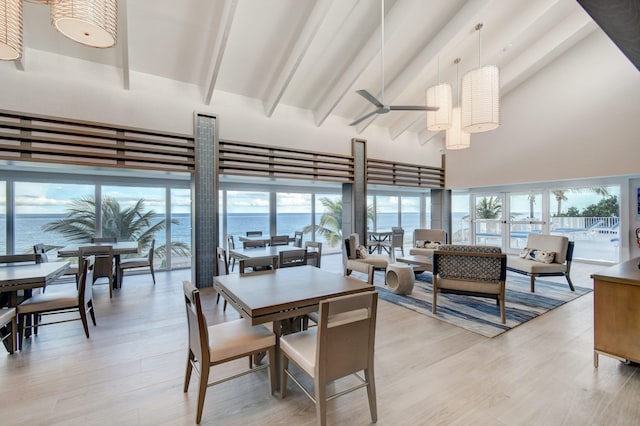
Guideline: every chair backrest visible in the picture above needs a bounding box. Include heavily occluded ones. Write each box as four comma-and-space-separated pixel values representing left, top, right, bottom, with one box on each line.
246, 231, 262, 237
316, 291, 378, 382
79, 245, 114, 282
391, 227, 404, 247
433, 245, 506, 283
92, 237, 118, 243
294, 231, 304, 248
227, 235, 235, 250
33, 243, 49, 263
305, 241, 322, 268
526, 234, 570, 264
270, 235, 290, 246
346, 233, 361, 260
278, 249, 307, 268
216, 247, 229, 276
0, 253, 41, 264
345, 259, 374, 284
243, 240, 265, 249
183, 281, 210, 366
413, 229, 447, 246
239, 257, 278, 275
78, 255, 95, 307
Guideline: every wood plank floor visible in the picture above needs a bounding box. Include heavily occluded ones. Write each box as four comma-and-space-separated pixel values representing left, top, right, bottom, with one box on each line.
1, 257, 638, 425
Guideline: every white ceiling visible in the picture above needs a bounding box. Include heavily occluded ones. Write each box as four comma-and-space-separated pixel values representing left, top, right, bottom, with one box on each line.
15, 0, 598, 140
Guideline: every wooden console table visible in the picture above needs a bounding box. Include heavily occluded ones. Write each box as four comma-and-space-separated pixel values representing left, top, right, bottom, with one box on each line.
591, 258, 640, 367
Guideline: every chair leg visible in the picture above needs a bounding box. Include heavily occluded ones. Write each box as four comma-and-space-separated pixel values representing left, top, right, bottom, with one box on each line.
530, 275, 536, 293
196, 362, 210, 424
88, 301, 97, 326
150, 264, 156, 285
79, 305, 90, 338
17, 313, 25, 351
314, 375, 327, 426
565, 274, 575, 292
184, 350, 195, 392
364, 366, 378, 423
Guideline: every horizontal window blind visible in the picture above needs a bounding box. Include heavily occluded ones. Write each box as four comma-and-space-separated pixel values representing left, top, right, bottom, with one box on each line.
367, 158, 444, 188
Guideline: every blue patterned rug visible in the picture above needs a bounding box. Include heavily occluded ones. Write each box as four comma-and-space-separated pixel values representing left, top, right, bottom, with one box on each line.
374, 271, 592, 338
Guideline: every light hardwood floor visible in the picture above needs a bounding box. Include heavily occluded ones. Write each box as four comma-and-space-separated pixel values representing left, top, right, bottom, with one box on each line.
1, 257, 638, 425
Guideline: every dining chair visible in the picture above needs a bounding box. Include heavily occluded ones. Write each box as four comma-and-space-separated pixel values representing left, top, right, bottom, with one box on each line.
92, 237, 118, 243
281, 291, 379, 426
17, 255, 96, 350
380, 227, 404, 256
227, 235, 238, 272
34, 243, 79, 287
79, 245, 114, 298
0, 307, 17, 354
278, 248, 307, 268
117, 239, 155, 287
239, 257, 278, 275
215, 247, 229, 312
182, 281, 276, 424
245, 231, 263, 237
304, 241, 322, 268
306, 260, 373, 328
243, 239, 266, 249
294, 231, 304, 248
270, 235, 290, 246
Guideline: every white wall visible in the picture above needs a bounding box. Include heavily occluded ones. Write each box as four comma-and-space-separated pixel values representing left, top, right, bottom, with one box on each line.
444, 30, 640, 189
0, 50, 442, 168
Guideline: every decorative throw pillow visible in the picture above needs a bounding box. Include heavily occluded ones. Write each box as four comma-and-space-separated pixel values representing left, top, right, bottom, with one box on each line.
525, 249, 555, 264
424, 241, 442, 249
519, 248, 531, 259
415, 240, 426, 248
356, 245, 368, 259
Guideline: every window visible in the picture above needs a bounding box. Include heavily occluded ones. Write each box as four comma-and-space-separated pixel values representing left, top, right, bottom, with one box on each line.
276, 192, 311, 238
227, 191, 269, 237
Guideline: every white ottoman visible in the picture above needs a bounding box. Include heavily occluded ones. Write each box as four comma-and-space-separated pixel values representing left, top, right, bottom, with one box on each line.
386, 264, 415, 295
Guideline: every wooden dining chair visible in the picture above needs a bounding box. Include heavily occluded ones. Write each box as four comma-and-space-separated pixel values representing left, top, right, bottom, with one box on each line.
281, 291, 379, 426
182, 281, 276, 424
92, 237, 118, 243
79, 245, 114, 298
239, 257, 278, 275
270, 235, 290, 246
34, 243, 79, 287
17, 255, 96, 350
245, 231, 262, 237
117, 239, 155, 287
215, 247, 229, 312
294, 231, 304, 248
243, 239, 265, 249
227, 235, 238, 272
304, 241, 322, 268
0, 307, 17, 354
278, 249, 307, 268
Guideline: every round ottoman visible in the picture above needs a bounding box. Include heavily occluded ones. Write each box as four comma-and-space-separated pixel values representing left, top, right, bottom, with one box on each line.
385, 264, 415, 295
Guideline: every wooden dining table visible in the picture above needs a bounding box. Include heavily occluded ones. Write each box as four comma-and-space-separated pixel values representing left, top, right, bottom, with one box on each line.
0, 262, 70, 307
57, 241, 139, 288
213, 265, 373, 389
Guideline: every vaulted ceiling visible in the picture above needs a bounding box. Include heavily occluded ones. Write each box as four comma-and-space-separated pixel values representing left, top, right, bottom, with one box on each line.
12, 0, 604, 142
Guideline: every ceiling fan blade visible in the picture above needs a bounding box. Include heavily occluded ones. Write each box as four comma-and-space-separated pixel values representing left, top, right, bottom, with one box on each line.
349, 109, 382, 126
356, 90, 383, 108
389, 105, 439, 111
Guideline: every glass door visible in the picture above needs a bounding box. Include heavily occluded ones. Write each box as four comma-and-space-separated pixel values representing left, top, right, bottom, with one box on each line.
472, 193, 504, 246
507, 192, 546, 253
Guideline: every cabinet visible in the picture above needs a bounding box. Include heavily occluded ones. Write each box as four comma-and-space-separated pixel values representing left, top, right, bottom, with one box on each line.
592, 258, 640, 367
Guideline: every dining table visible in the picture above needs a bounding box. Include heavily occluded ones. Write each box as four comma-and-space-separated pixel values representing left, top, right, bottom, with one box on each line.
213, 265, 373, 389
57, 241, 139, 289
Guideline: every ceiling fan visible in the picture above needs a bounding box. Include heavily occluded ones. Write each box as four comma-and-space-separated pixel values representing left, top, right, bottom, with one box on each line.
350, 0, 439, 126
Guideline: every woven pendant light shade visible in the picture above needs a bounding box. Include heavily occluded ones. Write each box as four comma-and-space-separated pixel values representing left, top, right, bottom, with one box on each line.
0, 0, 22, 60
426, 83, 452, 131
446, 107, 470, 150
461, 65, 500, 132
51, 0, 117, 48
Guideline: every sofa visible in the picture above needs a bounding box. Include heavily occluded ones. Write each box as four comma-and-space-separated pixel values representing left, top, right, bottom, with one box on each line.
409, 229, 448, 257
506, 233, 574, 293
432, 244, 507, 323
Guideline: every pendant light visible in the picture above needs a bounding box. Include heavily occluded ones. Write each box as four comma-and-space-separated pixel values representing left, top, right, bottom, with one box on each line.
426, 57, 452, 131
446, 58, 470, 150
461, 23, 500, 133
51, 0, 117, 48
0, 0, 22, 60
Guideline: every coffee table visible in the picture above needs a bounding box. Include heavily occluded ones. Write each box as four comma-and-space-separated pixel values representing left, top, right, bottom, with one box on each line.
396, 254, 433, 274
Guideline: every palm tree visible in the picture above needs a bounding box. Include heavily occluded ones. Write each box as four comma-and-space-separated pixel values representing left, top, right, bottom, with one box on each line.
43, 196, 190, 261
302, 197, 374, 248
552, 190, 568, 217
552, 187, 610, 216
476, 196, 502, 219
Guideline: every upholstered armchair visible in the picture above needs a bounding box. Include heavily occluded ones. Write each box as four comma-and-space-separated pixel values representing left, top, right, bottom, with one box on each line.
432, 245, 507, 324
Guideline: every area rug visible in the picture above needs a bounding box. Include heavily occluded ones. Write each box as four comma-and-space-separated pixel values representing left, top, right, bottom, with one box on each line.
374, 272, 592, 338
